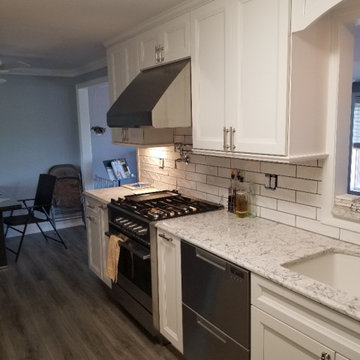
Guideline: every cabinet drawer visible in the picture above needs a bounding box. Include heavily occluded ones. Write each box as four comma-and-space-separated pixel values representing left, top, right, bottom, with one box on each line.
183, 304, 250, 360
181, 241, 250, 347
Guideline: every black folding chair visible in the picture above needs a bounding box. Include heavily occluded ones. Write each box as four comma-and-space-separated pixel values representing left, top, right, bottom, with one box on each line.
4, 174, 67, 262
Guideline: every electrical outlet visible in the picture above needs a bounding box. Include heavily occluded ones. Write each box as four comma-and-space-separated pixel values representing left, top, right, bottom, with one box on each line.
264, 173, 278, 190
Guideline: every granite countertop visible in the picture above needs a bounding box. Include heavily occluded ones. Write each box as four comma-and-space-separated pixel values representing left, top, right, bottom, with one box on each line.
83, 185, 159, 204
156, 210, 360, 322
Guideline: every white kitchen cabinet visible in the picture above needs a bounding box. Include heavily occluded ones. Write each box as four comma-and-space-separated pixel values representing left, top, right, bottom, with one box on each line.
107, 37, 140, 105
138, 13, 190, 70
157, 230, 183, 353
252, 307, 335, 360
292, 0, 343, 32
85, 196, 111, 287
191, 0, 238, 151
192, 0, 330, 162
251, 274, 360, 360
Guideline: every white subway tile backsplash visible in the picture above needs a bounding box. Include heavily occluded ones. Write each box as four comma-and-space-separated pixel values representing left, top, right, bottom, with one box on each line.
261, 208, 296, 226
186, 172, 207, 183
138, 142, 360, 241
245, 171, 265, 185
175, 162, 196, 172
231, 159, 260, 172
206, 156, 231, 168
174, 135, 185, 143
278, 200, 316, 219
261, 162, 296, 177
197, 182, 219, 196
189, 154, 207, 165
255, 195, 277, 209
174, 127, 192, 136
177, 178, 196, 190
260, 187, 296, 202
196, 164, 217, 176
207, 175, 230, 188
340, 229, 360, 246
218, 167, 231, 179
296, 192, 322, 207
296, 217, 340, 239
278, 176, 317, 193
168, 168, 186, 179
297, 166, 323, 181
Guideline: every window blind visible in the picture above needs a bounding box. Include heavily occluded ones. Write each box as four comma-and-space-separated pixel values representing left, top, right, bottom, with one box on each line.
353, 95, 360, 147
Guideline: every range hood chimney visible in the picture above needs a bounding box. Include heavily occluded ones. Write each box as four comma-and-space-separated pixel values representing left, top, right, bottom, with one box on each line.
107, 59, 191, 129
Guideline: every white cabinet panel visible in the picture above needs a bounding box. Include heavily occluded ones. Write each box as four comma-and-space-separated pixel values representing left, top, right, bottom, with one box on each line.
162, 13, 190, 64
236, 0, 289, 155
107, 38, 140, 104
191, 0, 238, 151
251, 307, 335, 360
86, 206, 102, 278
157, 230, 183, 353
138, 13, 190, 70
85, 197, 111, 287
138, 28, 160, 70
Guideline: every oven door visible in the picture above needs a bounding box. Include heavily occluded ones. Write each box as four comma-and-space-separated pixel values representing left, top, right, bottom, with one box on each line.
107, 229, 152, 312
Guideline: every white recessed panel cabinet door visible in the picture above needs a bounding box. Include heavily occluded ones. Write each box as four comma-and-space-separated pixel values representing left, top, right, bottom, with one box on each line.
251, 307, 335, 360
157, 230, 183, 353
292, 0, 344, 32
107, 38, 140, 104
138, 14, 190, 70
235, 0, 289, 156
191, 0, 238, 151
161, 13, 190, 64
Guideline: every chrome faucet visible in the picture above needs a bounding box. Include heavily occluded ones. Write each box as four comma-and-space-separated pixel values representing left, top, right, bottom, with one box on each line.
174, 143, 192, 169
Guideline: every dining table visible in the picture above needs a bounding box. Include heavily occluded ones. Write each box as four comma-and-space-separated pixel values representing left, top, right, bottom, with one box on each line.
0, 190, 21, 268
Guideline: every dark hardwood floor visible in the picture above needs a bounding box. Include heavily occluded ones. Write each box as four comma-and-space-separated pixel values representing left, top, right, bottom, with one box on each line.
0, 226, 181, 360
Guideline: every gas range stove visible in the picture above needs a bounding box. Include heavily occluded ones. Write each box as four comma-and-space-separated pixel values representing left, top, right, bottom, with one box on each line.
106, 190, 223, 338
108, 190, 223, 246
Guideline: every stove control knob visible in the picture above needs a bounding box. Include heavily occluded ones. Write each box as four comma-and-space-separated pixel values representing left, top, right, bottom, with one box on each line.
137, 228, 148, 235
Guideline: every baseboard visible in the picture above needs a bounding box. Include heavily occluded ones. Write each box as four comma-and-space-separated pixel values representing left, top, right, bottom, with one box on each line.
5, 217, 84, 238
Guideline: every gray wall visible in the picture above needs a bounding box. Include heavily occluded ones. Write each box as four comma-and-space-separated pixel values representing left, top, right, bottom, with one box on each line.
0, 75, 79, 198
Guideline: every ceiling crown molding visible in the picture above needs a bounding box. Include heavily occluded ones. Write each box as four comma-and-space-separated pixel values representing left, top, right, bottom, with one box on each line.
104, 0, 212, 47
1, 57, 107, 78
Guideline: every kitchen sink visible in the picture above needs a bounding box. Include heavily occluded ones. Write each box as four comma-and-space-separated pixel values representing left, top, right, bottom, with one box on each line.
282, 252, 360, 297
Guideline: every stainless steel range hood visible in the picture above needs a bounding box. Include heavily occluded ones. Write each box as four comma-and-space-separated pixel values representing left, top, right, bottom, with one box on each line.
107, 59, 191, 128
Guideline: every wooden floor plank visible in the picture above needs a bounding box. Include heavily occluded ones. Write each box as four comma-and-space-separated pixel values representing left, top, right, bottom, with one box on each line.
0, 226, 181, 360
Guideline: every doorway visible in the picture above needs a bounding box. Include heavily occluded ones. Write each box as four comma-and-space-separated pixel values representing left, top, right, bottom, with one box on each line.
76, 78, 137, 190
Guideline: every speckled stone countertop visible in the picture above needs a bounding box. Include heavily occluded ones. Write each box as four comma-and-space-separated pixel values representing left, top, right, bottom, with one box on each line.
84, 185, 159, 204
156, 210, 360, 322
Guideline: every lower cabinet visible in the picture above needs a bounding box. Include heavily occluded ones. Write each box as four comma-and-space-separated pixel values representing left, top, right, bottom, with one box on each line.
157, 230, 183, 353
85, 196, 111, 287
252, 307, 335, 360
251, 274, 359, 360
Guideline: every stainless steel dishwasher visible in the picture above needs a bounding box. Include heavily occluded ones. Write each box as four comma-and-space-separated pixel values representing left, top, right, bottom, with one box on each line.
181, 241, 250, 360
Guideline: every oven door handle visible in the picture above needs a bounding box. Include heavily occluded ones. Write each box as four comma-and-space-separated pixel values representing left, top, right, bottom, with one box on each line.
105, 232, 150, 260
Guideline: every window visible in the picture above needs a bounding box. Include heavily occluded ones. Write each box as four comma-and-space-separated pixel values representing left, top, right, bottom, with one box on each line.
349, 90, 360, 194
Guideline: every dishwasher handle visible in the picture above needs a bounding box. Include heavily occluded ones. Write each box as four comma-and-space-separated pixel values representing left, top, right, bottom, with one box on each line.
195, 248, 226, 271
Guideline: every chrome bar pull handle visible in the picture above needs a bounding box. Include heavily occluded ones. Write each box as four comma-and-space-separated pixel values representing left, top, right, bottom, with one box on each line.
223, 127, 229, 151
155, 45, 160, 63
159, 233, 173, 242
231, 127, 236, 151
320, 353, 331, 360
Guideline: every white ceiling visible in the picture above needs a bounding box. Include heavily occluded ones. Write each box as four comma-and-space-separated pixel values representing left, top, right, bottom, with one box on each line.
0, 0, 187, 73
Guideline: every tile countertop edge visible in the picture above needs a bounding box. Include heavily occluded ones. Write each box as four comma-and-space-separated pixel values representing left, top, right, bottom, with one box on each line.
155, 210, 360, 322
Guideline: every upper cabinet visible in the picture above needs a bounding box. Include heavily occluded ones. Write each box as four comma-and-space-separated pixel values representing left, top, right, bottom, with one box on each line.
107, 38, 140, 105
292, 0, 344, 32
138, 13, 191, 70
191, 0, 238, 151
192, 0, 330, 162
